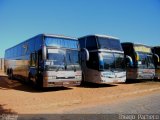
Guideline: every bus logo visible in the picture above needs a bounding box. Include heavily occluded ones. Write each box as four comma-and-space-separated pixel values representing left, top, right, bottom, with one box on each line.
23, 44, 28, 54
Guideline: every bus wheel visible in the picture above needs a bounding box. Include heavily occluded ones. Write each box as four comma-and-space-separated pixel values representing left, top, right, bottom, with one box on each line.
80, 73, 85, 86
7, 69, 10, 79
8, 69, 13, 80
27, 73, 32, 84
7, 69, 9, 75
35, 75, 43, 89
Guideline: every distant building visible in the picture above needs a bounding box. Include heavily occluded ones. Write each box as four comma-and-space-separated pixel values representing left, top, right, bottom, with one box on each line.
0, 58, 4, 71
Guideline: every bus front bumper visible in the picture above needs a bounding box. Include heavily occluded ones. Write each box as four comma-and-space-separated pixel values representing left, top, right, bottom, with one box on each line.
100, 77, 126, 83
44, 80, 81, 87
43, 71, 82, 87
99, 71, 126, 83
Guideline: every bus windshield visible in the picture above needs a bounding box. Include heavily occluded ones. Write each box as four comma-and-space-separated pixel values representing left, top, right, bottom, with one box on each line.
137, 52, 155, 69
98, 37, 123, 51
45, 37, 78, 49
46, 49, 80, 71
102, 52, 125, 70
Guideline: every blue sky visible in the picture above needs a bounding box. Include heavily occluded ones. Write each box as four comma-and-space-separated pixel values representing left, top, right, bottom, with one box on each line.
0, 0, 160, 57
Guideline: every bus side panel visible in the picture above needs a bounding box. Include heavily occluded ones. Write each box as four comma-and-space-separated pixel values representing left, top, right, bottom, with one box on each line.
13, 59, 29, 79
127, 68, 155, 79
4, 35, 43, 81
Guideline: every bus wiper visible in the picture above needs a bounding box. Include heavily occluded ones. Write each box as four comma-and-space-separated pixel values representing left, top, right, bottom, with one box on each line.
55, 64, 63, 72
103, 47, 112, 50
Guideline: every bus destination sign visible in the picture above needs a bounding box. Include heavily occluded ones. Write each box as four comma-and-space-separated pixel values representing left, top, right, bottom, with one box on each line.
134, 46, 151, 53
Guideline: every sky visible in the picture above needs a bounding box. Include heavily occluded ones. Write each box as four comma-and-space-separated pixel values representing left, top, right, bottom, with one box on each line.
0, 0, 160, 57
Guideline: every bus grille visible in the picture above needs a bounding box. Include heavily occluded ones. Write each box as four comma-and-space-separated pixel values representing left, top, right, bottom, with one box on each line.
56, 77, 75, 79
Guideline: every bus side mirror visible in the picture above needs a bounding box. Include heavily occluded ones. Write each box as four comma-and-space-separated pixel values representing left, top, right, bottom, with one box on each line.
81, 48, 89, 61
154, 54, 160, 63
42, 45, 47, 60
126, 55, 133, 67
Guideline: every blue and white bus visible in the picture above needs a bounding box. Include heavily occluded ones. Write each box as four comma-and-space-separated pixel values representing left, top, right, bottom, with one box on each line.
78, 34, 126, 84
5, 34, 82, 88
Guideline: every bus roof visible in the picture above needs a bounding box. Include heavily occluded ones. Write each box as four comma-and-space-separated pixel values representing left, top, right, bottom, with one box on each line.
78, 34, 119, 40
122, 42, 151, 48
152, 46, 160, 48
42, 33, 77, 40
5, 33, 77, 51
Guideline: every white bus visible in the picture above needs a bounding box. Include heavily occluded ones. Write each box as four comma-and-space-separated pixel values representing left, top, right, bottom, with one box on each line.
5, 34, 82, 88
122, 42, 155, 80
78, 34, 126, 84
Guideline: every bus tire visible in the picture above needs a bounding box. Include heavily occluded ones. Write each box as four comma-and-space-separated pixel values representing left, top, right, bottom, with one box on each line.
27, 73, 32, 84
80, 73, 85, 86
8, 69, 13, 80
7, 69, 9, 75
35, 74, 43, 89
7, 69, 10, 79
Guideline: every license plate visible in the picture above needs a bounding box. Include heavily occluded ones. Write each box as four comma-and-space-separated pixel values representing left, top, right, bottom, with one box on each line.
113, 80, 118, 82
63, 82, 70, 85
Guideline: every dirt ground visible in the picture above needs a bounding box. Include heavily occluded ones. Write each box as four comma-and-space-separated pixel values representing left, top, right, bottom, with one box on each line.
0, 71, 160, 114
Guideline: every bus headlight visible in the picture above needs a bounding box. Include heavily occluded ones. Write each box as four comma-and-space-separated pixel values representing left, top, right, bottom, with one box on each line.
44, 76, 56, 80
76, 75, 81, 79
44, 76, 50, 80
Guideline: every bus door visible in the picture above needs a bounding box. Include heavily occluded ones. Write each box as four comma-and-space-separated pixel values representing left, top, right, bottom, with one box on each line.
30, 52, 37, 82
29, 50, 43, 84
37, 50, 43, 74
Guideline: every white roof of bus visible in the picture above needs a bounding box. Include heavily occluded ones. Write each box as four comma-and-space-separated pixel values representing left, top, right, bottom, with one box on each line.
122, 42, 152, 48
78, 34, 119, 40
43, 34, 77, 40
134, 43, 152, 48
153, 46, 160, 48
